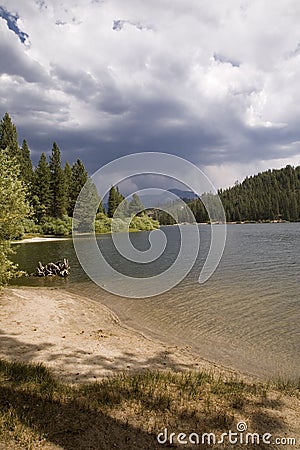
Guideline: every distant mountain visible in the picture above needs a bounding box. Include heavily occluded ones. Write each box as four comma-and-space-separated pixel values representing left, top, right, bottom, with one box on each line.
168, 189, 198, 200
138, 189, 198, 208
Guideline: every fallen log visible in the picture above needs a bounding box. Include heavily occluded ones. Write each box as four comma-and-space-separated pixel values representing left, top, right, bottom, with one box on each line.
34, 259, 70, 277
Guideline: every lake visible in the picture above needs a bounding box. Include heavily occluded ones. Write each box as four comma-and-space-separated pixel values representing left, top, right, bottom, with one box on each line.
11, 222, 300, 379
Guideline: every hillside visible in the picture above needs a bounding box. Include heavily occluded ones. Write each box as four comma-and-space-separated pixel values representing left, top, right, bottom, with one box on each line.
186, 165, 300, 223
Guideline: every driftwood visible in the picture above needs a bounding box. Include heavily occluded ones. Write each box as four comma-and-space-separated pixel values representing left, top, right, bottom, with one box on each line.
34, 259, 70, 277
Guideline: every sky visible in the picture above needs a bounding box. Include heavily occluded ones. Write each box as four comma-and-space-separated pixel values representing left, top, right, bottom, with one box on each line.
1, 0, 300, 191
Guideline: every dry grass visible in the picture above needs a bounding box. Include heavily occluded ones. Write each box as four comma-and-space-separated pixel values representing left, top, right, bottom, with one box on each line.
0, 359, 299, 449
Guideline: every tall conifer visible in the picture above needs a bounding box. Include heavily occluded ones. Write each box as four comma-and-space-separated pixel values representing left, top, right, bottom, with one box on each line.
20, 139, 33, 185
32, 152, 51, 220
49, 142, 66, 218
68, 159, 88, 216
0, 112, 20, 157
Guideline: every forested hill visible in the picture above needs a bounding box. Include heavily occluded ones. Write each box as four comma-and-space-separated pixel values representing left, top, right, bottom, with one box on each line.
188, 165, 300, 223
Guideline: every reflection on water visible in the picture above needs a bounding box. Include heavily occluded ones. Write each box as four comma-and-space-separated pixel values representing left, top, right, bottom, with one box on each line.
11, 223, 300, 379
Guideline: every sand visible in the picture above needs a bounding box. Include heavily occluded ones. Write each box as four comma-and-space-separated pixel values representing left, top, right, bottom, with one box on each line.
11, 237, 71, 244
1, 286, 299, 447
0, 287, 238, 383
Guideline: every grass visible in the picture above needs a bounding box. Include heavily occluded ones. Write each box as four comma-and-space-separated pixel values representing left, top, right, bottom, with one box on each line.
0, 359, 299, 449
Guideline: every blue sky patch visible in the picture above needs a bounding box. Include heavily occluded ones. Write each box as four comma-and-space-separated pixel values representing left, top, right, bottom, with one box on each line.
0, 6, 29, 43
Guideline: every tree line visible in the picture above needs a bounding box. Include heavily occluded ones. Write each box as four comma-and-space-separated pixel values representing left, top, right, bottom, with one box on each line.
186, 165, 300, 223
153, 166, 300, 225
0, 112, 152, 237
0, 112, 91, 235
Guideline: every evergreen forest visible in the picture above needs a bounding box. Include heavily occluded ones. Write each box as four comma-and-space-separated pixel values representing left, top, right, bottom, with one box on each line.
0, 112, 158, 239
154, 167, 300, 225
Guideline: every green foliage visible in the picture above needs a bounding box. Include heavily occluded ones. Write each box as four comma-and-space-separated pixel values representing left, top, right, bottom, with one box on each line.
0, 150, 30, 285
108, 189, 145, 219
115, 198, 129, 218
130, 214, 159, 231
111, 217, 129, 233
219, 165, 300, 222
73, 178, 100, 233
107, 185, 119, 218
19, 139, 33, 186
22, 218, 42, 235
0, 113, 160, 246
49, 142, 66, 218
158, 165, 300, 225
0, 112, 20, 157
152, 209, 176, 225
94, 212, 112, 233
40, 215, 72, 236
97, 199, 105, 214
94, 212, 159, 234
0, 150, 30, 240
107, 185, 127, 217
129, 193, 144, 216
0, 242, 20, 286
32, 153, 52, 221
64, 161, 72, 215
68, 159, 88, 216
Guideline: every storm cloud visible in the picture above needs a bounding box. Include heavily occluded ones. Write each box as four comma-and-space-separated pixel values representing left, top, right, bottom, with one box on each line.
0, 0, 300, 189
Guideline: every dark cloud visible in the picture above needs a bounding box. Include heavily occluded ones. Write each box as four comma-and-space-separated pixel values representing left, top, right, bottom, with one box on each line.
50, 65, 99, 101
0, 0, 299, 189
0, 18, 47, 83
0, 44, 47, 82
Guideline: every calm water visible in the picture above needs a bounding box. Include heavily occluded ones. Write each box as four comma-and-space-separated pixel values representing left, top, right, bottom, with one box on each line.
11, 223, 300, 379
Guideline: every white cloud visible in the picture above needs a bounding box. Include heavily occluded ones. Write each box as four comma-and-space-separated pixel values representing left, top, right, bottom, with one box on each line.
0, 0, 300, 185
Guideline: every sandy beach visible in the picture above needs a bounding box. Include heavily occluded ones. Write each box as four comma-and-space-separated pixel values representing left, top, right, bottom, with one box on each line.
0, 286, 300, 449
11, 237, 71, 244
0, 287, 237, 383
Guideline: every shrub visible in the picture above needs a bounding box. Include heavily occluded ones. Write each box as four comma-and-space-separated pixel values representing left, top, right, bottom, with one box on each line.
41, 216, 72, 236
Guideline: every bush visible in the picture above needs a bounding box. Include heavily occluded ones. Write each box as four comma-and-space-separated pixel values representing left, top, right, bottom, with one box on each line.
130, 214, 160, 231
0, 242, 20, 285
41, 216, 72, 236
94, 213, 159, 234
22, 218, 42, 235
94, 212, 112, 234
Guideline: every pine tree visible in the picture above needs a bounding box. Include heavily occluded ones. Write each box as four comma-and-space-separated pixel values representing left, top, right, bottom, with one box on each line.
32, 152, 51, 221
73, 177, 100, 232
68, 159, 88, 216
107, 186, 119, 218
49, 142, 66, 218
129, 193, 144, 216
97, 200, 105, 215
64, 161, 72, 216
19, 139, 33, 185
0, 112, 20, 158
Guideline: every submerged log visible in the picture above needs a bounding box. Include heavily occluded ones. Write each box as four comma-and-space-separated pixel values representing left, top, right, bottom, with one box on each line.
34, 259, 70, 277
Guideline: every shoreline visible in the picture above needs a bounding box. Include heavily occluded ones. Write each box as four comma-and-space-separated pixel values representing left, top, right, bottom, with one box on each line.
0, 286, 246, 384
11, 236, 72, 244
1, 286, 300, 446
